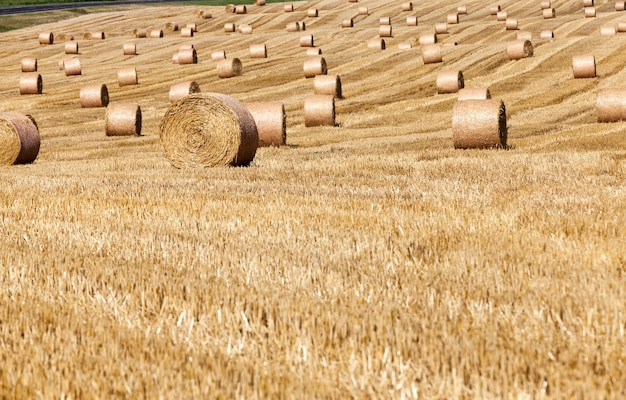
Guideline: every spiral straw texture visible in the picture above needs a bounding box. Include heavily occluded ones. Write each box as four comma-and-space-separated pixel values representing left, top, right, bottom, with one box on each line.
0, 112, 40, 165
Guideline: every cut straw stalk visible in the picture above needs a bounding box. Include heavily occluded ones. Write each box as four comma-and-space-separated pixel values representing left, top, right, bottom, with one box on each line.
436, 70, 464, 94
123, 43, 137, 55
244, 101, 286, 147
21, 57, 37, 72
458, 87, 491, 101
597, 89, 626, 122
367, 37, 386, 50
0, 112, 40, 165
543, 8, 555, 18
421, 44, 442, 64
303, 56, 327, 78
169, 81, 201, 103
105, 103, 141, 136
406, 16, 418, 26
313, 74, 342, 98
572, 54, 596, 78
64, 58, 81, 76
80, 83, 109, 107
19, 74, 42, 95
217, 58, 242, 78
304, 95, 335, 127
507, 40, 533, 60
453, 99, 507, 149
159, 92, 258, 168
38, 32, 53, 44
250, 44, 267, 58
118, 67, 138, 86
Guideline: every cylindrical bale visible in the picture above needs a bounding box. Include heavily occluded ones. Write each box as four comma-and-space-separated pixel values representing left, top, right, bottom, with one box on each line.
422, 44, 442, 64
217, 58, 242, 78
496, 11, 507, 21
181, 27, 194, 37
63, 58, 81, 76
133, 28, 147, 38
517, 31, 532, 40
57, 33, 74, 41
178, 48, 198, 64
235, 5, 247, 14
239, 24, 253, 34
358, 6, 368, 15
313, 74, 342, 98
505, 19, 518, 30
199, 10, 212, 18
572, 54, 596, 78
379, 17, 391, 25
166, 22, 179, 31
300, 21, 306, 31
250, 44, 267, 58
212, 50, 227, 61
64, 42, 78, 54
342, 18, 354, 28
406, 16, 418, 26
367, 37, 386, 50
600, 25, 616, 35
447, 13, 459, 24
306, 47, 322, 55
617, 2, 625, 11
308, 9, 318, 17
583, 0, 594, 6
118, 67, 138, 86
435, 23, 448, 34
507, 40, 533, 60
300, 34, 314, 47
284, 3, 294, 12
585, 7, 596, 17
458, 5, 467, 14
419, 33, 437, 45
402, 2, 413, 11
304, 95, 335, 127
224, 23, 236, 33
540, 30, 554, 39
123, 43, 137, 55
543, 8, 556, 18
244, 101, 286, 147
0, 112, 40, 165
150, 29, 163, 38
105, 103, 142, 136
597, 89, 626, 122
379, 25, 393, 37
87, 32, 105, 39
21, 57, 37, 72
540, 0, 551, 8
398, 42, 413, 49
303, 56, 327, 78
255, 0, 265, 5
19, 73, 42, 95
80, 83, 109, 107
618, 22, 626, 32
453, 99, 507, 149
489, 5, 501, 15
458, 87, 491, 100
38, 32, 53, 45
287, 22, 300, 32
225, 4, 235, 12
436, 70, 464, 94
159, 92, 258, 167
169, 81, 201, 103
58, 57, 73, 70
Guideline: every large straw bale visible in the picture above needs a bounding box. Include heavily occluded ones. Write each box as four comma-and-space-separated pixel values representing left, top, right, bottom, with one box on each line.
342, 19, 354, 28
436, 70, 464, 94
224, 23, 236, 33
150, 29, 163, 38
406, 16, 418, 26
458, 5, 467, 14
572, 54, 596, 78
585, 7, 596, 17
379, 17, 391, 25
217, 58, 242, 78
118, 67, 139, 86
105, 103, 141, 136
458, 87, 491, 101
517, 31, 532, 41
306, 47, 322, 55
422, 44, 442, 64
600, 26, 616, 35
178, 48, 198, 64
308, 9, 318, 17
540, 30, 554, 39
133, 28, 147, 38
314, 75, 342, 98
543, 8, 556, 18
497, 11, 507, 21
181, 27, 194, 37
617, 2, 625, 11
300, 34, 314, 47
505, 18, 518, 30
447, 13, 459, 24
250, 44, 267, 58
540, 1, 551, 8
65, 42, 79, 54
303, 56, 327, 78
379, 25, 392, 37
284, 3, 294, 12
358, 7, 368, 15
19, 73, 42, 95
169, 81, 201, 103
64, 58, 81, 76
583, 0, 594, 6
402, 2, 412, 11
244, 101, 286, 147
597, 89, 626, 122
367, 38, 386, 50
38, 32, 53, 44
166, 22, 179, 31
507, 40, 533, 60
453, 99, 507, 149
0, 112, 40, 165
80, 83, 109, 107
304, 95, 335, 127
123, 43, 137, 55
435, 23, 448, 34
21, 57, 37, 72
419, 33, 437, 45
287, 22, 300, 32
489, 5, 501, 15
235, 5, 247, 14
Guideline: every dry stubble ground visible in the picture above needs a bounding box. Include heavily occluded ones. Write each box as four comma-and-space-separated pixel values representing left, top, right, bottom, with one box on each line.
0, 0, 625, 398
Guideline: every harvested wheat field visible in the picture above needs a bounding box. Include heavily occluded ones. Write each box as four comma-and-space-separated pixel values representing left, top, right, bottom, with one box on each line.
0, 0, 625, 397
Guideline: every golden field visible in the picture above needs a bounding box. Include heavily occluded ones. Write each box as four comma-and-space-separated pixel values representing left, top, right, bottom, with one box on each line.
0, 0, 625, 397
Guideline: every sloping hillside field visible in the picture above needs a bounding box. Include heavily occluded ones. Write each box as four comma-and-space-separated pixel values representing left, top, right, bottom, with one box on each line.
0, 0, 625, 397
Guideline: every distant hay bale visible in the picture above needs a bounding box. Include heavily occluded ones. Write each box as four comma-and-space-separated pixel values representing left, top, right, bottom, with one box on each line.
358, 7, 368, 15
300, 34, 314, 47
572, 54, 596, 78
436, 70, 464, 94
166, 22, 179, 31
453, 99, 507, 149
80, 83, 109, 107
540, 0, 551, 8
225, 4, 235, 12
65, 42, 78, 54
517, 31, 532, 40
300, 21, 307, 31
618, 22, 626, 32
123, 43, 137, 55
57, 33, 74, 41
583, 0, 594, 6
284, 3, 294, 12
398, 42, 413, 49
379, 25, 392, 37
342, 19, 354, 28
303, 56, 327, 78
287, 22, 300, 32
181, 27, 194, 37
543, 8, 556, 18
105, 103, 141, 136
367, 37, 386, 50
211, 50, 227, 61
505, 19, 518, 30
597, 89, 626, 122
63, 58, 81, 76
585, 7, 596, 17
38, 32, 53, 45
235, 5, 247, 14
250, 44, 267, 58
458, 87, 491, 100
406, 16, 418, 26
419, 33, 437, 45
244, 101, 286, 147
169, 81, 201, 102
314, 74, 342, 98
133, 28, 147, 38
172, 54, 179, 64
540, 30, 554, 39
85, 32, 105, 39
178, 48, 198, 64
457, 5, 467, 14
435, 23, 448, 34
422, 44, 442, 64
21, 57, 37, 72
304, 95, 335, 127
217, 58, 242, 78
447, 13, 459, 24
117, 67, 138, 86
308, 9, 318, 17
58, 56, 73, 70
489, 5, 501, 15
507, 40, 533, 60
239, 24, 253, 34
617, 2, 625, 11
402, 2, 412, 11
600, 25, 616, 35
198, 10, 212, 18
0, 112, 40, 165
19, 73, 42, 95
150, 29, 163, 38
379, 17, 391, 25
224, 23, 236, 33
496, 11, 507, 21
306, 47, 322, 55
255, 0, 265, 6
159, 92, 258, 167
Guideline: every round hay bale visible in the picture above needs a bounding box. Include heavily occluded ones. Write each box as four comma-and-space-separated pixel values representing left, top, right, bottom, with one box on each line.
379, 25, 392, 37
447, 13, 459, 24
118, 67, 138, 86
300, 34, 314, 47
419, 33, 437, 45
133, 28, 147, 38
38, 32, 53, 45
308, 9, 318, 17
19, 73, 42, 95
88, 32, 105, 39
199, 10, 212, 18
0, 112, 40, 165
181, 27, 194, 37
585, 7, 596, 17
572, 54, 596, 78
453, 99, 506, 149
63, 58, 81, 76
313, 74, 342, 98
304, 95, 335, 127
406, 16, 418, 26
255, 0, 265, 6
303, 56, 327, 78
457, 5, 467, 14
169, 81, 201, 103
239, 24, 253, 34
235, 5, 247, 14
166, 22, 179, 31
105, 103, 141, 136
505, 19, 518, 30
159, 92, 258, 167
540, 30, 554, 39
224, 23, 236, 33
422, 44, 442, 64
21, 57, 37, 73
58, 57, 73, 70
496, 11, 507, 21
597, 89, 626, 122
398, 42, 413, 49
507, 40, 533, 60
57, 33, 74, 41
618, 22, 626, 32
306, 47, 322, 55
123, 43, 137, 55
540, 1, 551, 9
435, 23, 448, 34
342, 18, 354, 28
287, 22, 300, 32
217, 58, 242, 78
517, 31, 532, 41
600, 25, 616, 35
543, 8, 556, 18
402, 2, 412, 11
244, 101, 286, 147
178, 48, 198, 64
284, 3, 294, 12
583, 0, 594, 6
617, 2, 625, 11
458, 87, 491, 101
358, 7, 368, 15
367, 37, 386, 50
80, 83, 109, 108
65, 42, 78, 54
150, 29, 163, 38
250, 44, 267, 58
489, 5, 501, 15
225, 4, 235, 13
436, 70, 464, 94
379, 17, 391, 25
212, 50, 227, 61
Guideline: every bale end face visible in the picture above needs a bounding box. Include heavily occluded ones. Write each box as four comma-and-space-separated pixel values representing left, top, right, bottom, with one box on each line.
0, 112, 40, 165
453, 99, 507, 149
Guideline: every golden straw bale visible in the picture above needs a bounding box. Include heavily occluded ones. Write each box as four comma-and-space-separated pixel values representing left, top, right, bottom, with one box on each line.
235, 5, 247, 14
178, 48, 198, 64
86, 32, 105, 39
19, 73, 42, 95
505, 19, 518, 30
540, 30, 554, 39
600, 26, 616, 35
217, 58, 242, 78
398, 42, 413, 49
133, 28, 146, 38
300, 34, 314, 47
225, 4, 235, 12
38, 32, 53, 44
379, 17, 391, 25
543, 8, 556, 18
80, 83, 109, 108
198, 10, 212, 18
367, 37, 386, 50
436, 70, 464, 94
618, 22, 626, 32
169, 81, 201, 103
402, 2, 412, 11
308, 9, 318, 17
239, 24, 253, 34
123, 43, 137, 55
224, 23, 236, 33
244, 101, 286, 147
585, 7, 596, 17
453, 99, 507, 149
597, 89, 626, 122
583, 0, 594, 6
313, 74, 342, 98
255, 0, 265, 5
458, 87, 491, 101
304, 95, 335, 127
457, 5, 467, 14
507, 40, 533, 60
181, 27, 194, 37
342, 19, 354, 28
435, 23, 448, 34
287, 22, 300, 32
211, 50, 227, 61
303, 56, 327, 78
0, 112, 40, 165
166, 22, 179, 31
379, 25, 392, 37
497, 11, 507, 21
284, 3, 294, 12
306, 47, 322, 56
117, 67, 138, 86
489, 5, 501, 15
358, 7, 368, 15
406, 16, 418, 26
159, 92, 258, 168
105, 103, 141, 136
572, 54, 596, 78
422, 44, 442, 64
250, 44, 267, 58
540, 0, 551, 8
21, 57, 37, 72
63, 58, 81, 76
58, 56, 73, 70
419, 33, 437, 45
57, 33, 74, 41
517, 31, 532, 41
65, 42, 78, 54
150, 29, 163, 38
617, 2, 625, 11
447, 13, 459, 24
